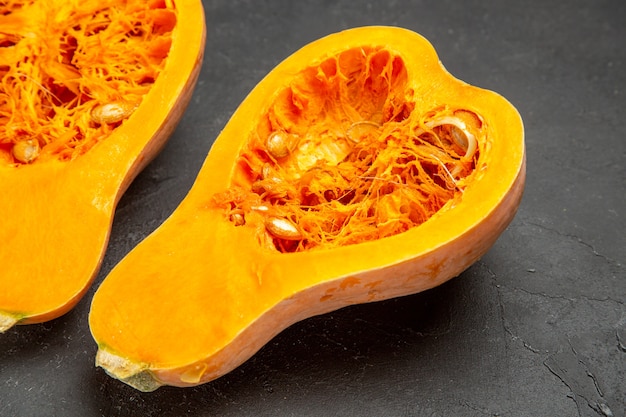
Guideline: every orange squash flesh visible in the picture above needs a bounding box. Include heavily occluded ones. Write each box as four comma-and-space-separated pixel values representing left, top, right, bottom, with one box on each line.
0, 0, 206, 331
89, 26, 525, 391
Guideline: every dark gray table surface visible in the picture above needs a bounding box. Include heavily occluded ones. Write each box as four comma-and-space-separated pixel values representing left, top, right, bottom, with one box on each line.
2, 1, 625, 416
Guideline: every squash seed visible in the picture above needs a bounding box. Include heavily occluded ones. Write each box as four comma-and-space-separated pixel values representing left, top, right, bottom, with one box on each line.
261, 163, 273, 179
12, 139, 40, 163
346, 120, 380, 143
230, 213, 245, 226
423, 116, 477, 160
265, 216, 302, 240
266, 131, 293, 159
251, 204, 270, 212
91, 101, 137, 125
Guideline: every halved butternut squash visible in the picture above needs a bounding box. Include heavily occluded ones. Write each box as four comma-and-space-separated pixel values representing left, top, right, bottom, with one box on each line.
89, 26, 525, 391
0, 0, 206, 331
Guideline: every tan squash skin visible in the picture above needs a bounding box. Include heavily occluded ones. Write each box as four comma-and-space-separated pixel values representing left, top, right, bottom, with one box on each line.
0, 0, 206, 332
89, 26, 525, 391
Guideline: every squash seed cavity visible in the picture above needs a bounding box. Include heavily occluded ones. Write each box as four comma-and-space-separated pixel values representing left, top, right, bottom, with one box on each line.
212, 47, 484, 253
0, 0, 176, 165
